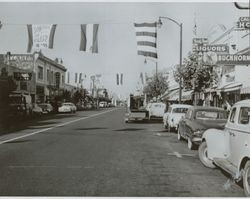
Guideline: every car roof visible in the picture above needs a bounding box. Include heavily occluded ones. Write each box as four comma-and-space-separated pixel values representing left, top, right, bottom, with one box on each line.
170, 104, 192, 108
190, 106, 225, 111
234, 99, 250, 106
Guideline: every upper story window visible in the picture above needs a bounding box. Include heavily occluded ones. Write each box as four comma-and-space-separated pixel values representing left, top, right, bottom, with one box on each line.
37, 66, 43, 80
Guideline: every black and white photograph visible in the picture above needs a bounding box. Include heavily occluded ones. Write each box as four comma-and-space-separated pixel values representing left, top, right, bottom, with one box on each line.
0, 0, 249, 197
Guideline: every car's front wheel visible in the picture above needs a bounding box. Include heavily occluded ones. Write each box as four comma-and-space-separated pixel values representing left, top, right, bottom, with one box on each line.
243, 161, 250, 197
187, 137, 197, 150
198, 141, 216, 168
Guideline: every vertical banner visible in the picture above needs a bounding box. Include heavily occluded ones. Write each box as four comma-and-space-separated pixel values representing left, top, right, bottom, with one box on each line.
116, 73, 119, 85
134, 22, 157, 59
80, 24, 99, 53
67, 72, 70, 84
75, 73, 78, 84
79, 73, 82, 84
120, 73, 123, 85
27, 24, 57, 53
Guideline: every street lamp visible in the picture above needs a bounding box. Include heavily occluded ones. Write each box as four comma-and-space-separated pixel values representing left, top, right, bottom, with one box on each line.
158, 16, 183, 104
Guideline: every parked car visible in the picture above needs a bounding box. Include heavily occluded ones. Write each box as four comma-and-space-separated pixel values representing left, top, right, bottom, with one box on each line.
163, 104, 192, 132
99, 101, 107, 108
58, 102, 77, 113
32, 103, 43, 115
198, 100, 250, 196
148, 102, 166, 120
178, 106, 227, 150
38, 103, 53, 114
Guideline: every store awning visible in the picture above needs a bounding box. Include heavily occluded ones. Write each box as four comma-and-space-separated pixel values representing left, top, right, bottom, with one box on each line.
168, 89, 180, 101
241, 86, 250, 94
217, 82, 242, 92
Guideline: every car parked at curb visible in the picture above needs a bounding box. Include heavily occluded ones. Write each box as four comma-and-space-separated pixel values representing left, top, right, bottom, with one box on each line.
163, 104, 192, 132
198, 100, 250, 196
38, 103, 53, 114
147, 102, 166, 120
58, 102, 77, 113
178, 106, 227, 150
32, 103, 43, 116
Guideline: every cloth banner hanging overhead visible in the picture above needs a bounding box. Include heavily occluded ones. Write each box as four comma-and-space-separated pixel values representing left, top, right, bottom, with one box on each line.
134, 22, 158, 59
27, 24, 57, 53
80, 24, 99, 53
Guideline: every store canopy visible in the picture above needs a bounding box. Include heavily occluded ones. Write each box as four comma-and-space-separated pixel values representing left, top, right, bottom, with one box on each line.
241, 86, 250, 94
217, 82, 242, 92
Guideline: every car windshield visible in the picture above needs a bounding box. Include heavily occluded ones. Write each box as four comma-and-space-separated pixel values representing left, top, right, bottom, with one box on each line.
63, 103, 72, 106
39, 104, 47, 108
196, 110, 227, 119
152, 104, 164, 108
172, 108, 189, 113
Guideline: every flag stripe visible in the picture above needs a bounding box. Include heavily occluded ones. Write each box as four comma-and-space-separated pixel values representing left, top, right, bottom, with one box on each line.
134, 22, 157, 27
27, 24, 33, 53
136, 36, 156, 43
136, 32, 157, 37
49, 24, 57, 49
134, 26, 157, 33
80, 24, 87, 51
80, 24, 99, 53
138, 51, 157, 58
92, 24, 99, 53
137, 41, 156, 48
137, 45, 157, 53
86, 24, 93, 53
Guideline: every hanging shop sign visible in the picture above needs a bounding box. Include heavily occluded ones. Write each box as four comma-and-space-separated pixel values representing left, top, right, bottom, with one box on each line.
216, 54, 250, 65
192, 38, 209, 45
193, 44, 229, 53
235, 17, 250, 30
5, 54, 35, 71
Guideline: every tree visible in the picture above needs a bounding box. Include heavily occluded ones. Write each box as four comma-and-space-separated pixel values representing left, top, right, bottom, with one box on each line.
143, 72, 168, 98
174, 52, 218, 93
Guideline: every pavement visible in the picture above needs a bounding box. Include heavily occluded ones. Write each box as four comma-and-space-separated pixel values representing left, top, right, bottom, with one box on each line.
0, 108, 245, 196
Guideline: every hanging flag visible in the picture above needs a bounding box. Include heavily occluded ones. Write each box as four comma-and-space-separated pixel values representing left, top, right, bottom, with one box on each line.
134, 22, 157, 59
120, 73, 123, 85
116, 74, 119, 85
80, 24, 99, 53
79, 73, 82, 84
27, 24, 57, 53
75, 73, 78, 83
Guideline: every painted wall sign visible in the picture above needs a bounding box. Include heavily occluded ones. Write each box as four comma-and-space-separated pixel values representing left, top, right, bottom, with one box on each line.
236, 17, 250, 30
5, 54, 35, 71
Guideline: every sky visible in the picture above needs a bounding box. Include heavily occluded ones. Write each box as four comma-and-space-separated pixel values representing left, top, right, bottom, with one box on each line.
0, 1, 249, 99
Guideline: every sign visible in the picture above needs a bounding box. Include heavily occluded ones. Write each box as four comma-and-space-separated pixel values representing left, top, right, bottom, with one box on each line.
6, 54, 34, 71
193, 44, 229, 53
32, 24, 53, 49
13, 72, 32, 81
217, 54, 250, 65
236, 17, 250, 30
192, 38, 208, 45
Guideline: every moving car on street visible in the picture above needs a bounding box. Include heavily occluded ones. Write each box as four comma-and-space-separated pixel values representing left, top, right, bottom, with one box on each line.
58, 102, 77, 113
163, 104, 192, 132
148, 102, 166, 120
178, 106, 227, 150
198, 100, 250, 197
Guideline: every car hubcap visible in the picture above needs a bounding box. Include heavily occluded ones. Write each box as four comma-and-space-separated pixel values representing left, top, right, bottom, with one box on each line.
246, 167, 250, 194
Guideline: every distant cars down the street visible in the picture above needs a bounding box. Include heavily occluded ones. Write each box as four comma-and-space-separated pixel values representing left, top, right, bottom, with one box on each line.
178, 106, 227, 150
198, 100, 250, 197
32, 103, 43, 115
38, 103, 53, 114
163, 104, 192, 132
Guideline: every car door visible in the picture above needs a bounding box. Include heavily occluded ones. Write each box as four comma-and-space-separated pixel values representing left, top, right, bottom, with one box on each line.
228, 106, 250, 166
179, 109, 192, 139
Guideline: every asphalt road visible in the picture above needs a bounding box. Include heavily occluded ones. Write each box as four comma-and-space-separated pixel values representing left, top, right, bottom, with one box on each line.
0, 108, 245, 196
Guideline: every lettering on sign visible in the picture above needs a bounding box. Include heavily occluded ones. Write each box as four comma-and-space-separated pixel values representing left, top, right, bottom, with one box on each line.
32, 24, 52, 49
6, 54, 34, 71
217, 54, 250, 65
193, 44, 229, 53
236, 17, 250, 30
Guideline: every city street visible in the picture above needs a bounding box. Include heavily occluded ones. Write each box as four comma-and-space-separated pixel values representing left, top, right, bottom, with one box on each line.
0, 108, 245, 196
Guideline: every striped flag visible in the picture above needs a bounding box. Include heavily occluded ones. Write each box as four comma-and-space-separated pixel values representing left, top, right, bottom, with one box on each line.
134, 22, 157, 59
75, 73, 78, 84
27, 24, 57, 53
79, 73, 82, 84
116, 74, 119, 85
80, 24, 99, 53
120, 73, 123, 85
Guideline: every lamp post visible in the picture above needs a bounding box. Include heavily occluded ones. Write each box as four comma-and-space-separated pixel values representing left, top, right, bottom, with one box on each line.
158, 16, 183, 104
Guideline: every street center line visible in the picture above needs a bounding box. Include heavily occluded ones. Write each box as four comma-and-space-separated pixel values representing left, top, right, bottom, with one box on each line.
0, 108, 117, 145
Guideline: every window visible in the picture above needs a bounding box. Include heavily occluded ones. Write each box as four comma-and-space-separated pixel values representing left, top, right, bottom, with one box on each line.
185, 110, 192, 119
173, 108, 189, 114
238, 107, 250, 125
196, 110, 227, 120
37, 66, 43, 80
229, 108, 237, 123
47, 69, 50, 83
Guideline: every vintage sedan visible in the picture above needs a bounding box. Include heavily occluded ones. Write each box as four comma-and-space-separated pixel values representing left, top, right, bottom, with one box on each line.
198, 100, 250, 196
163, 104, 192, 132
178, 106, 227, 150
58, 102, 77, 113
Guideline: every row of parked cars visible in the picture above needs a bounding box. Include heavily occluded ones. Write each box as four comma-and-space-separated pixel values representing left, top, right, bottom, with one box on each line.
162, 100, 250, 196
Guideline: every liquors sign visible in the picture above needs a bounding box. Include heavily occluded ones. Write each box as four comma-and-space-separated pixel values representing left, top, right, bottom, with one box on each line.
193, 44, 229, 53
